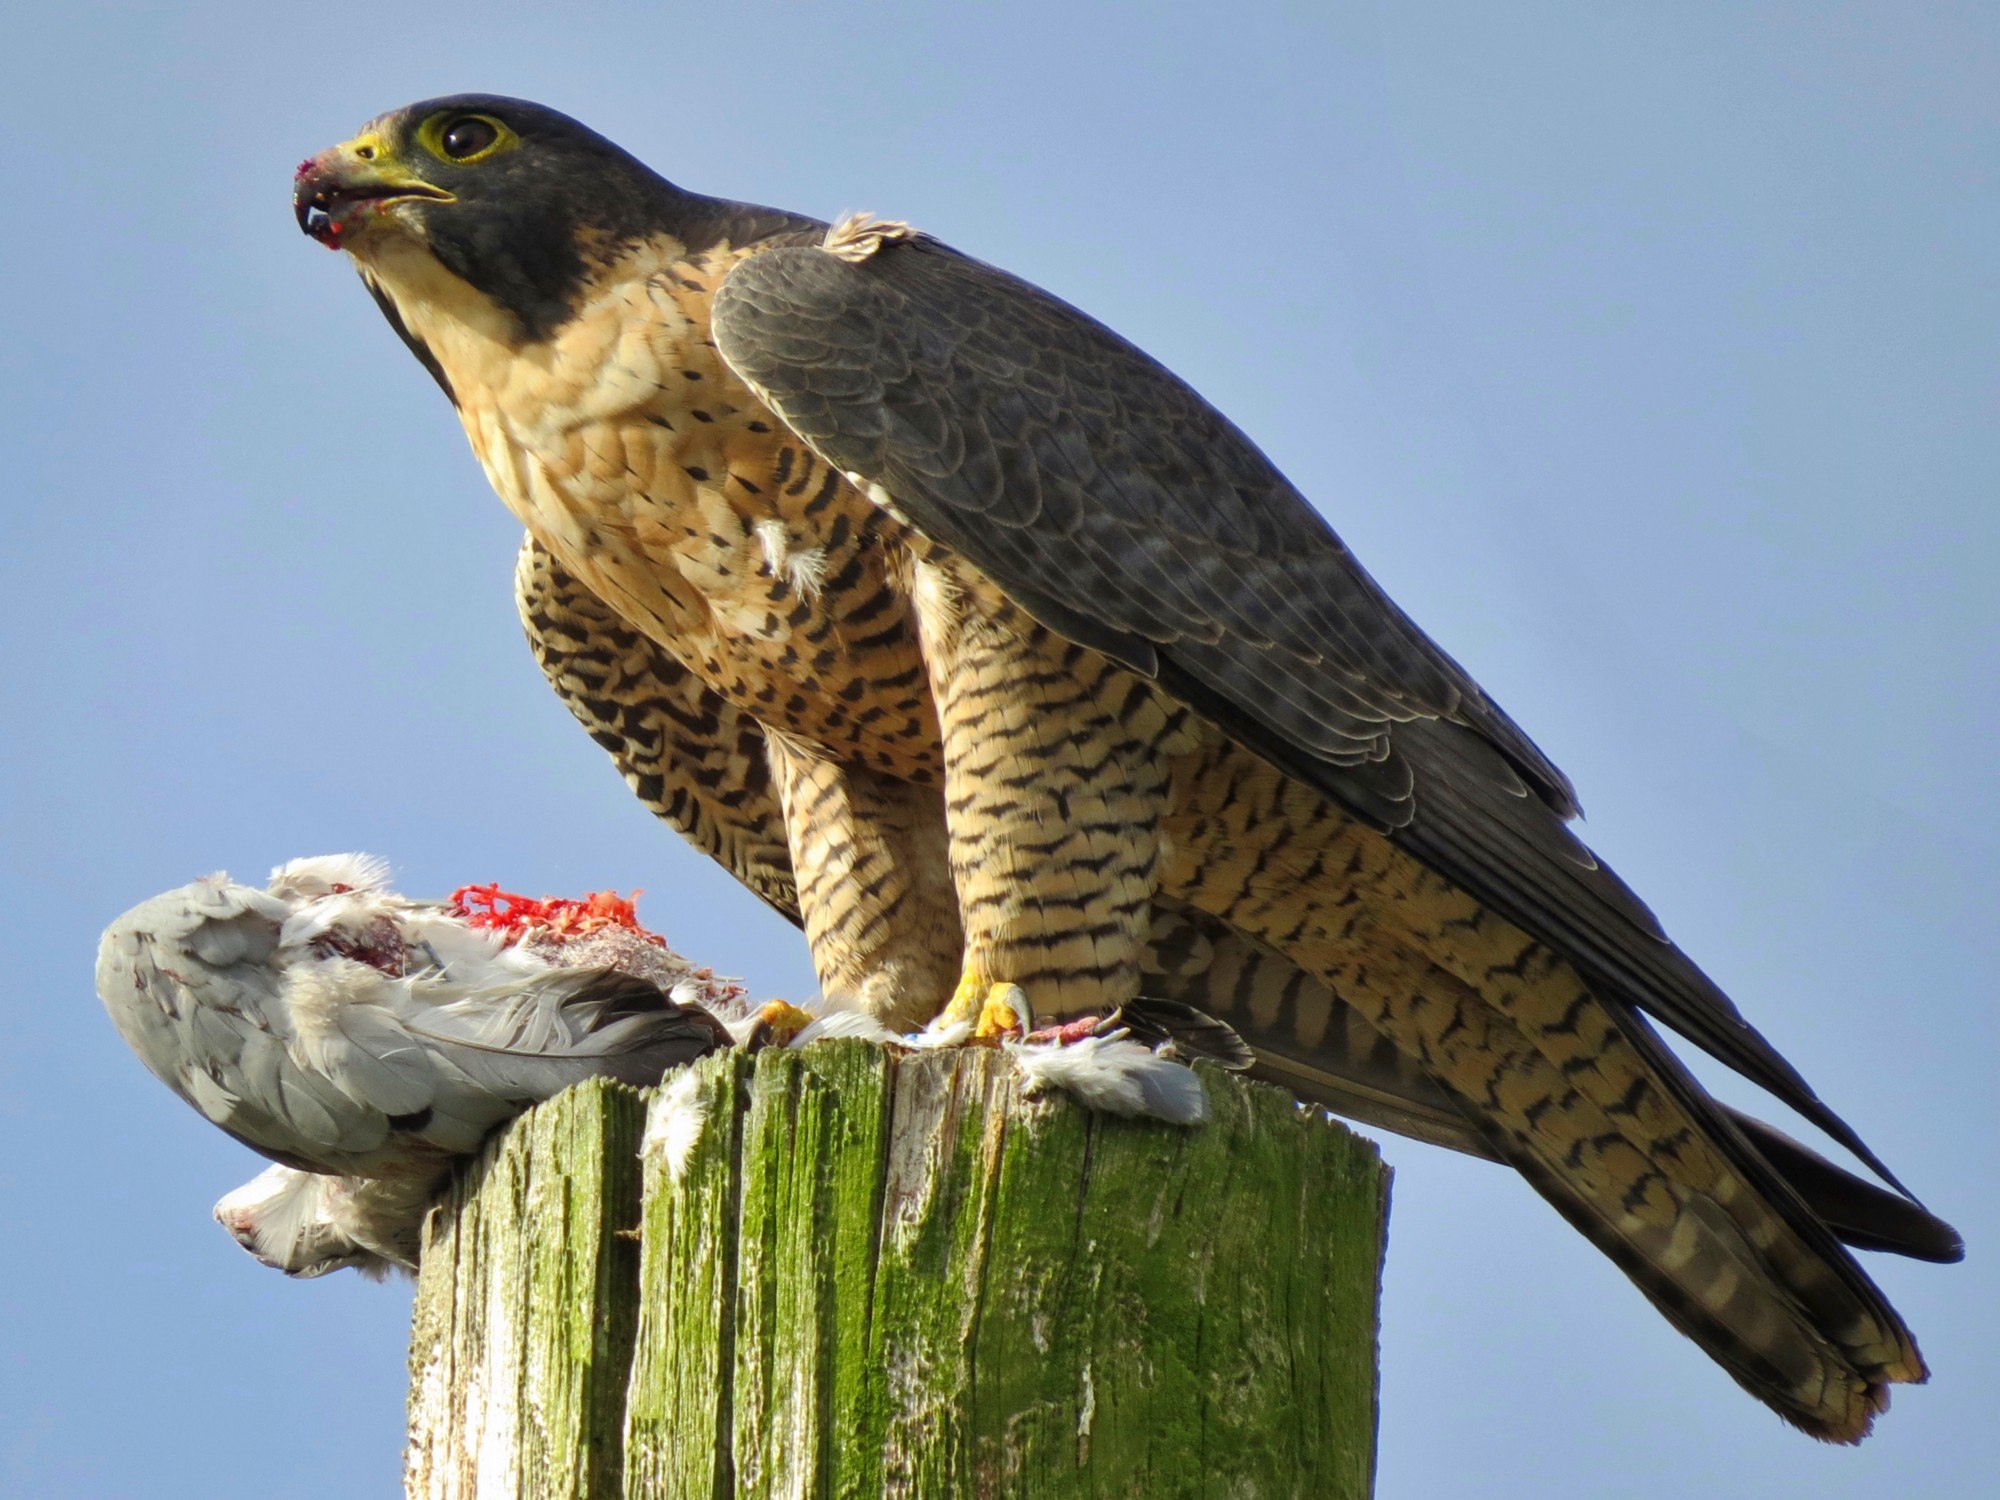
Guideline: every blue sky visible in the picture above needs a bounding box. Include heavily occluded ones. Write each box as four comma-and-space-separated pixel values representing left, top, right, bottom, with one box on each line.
3, 3, 1993, 1495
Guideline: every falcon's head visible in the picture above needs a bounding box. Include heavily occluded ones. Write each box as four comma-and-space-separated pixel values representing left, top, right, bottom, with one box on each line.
293, 94, 685, 342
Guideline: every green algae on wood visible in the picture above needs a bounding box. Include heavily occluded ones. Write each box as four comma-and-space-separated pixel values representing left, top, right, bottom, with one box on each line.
409, 1043, 1388, 1499
406, 1076, 643, 1499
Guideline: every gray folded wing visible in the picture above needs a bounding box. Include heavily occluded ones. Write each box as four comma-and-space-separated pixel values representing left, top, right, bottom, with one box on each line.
97, 877, 730, 1179
712, 233, 1907, 1194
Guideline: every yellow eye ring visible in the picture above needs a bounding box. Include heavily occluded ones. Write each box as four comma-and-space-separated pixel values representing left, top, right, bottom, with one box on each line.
417, 112, 516, 165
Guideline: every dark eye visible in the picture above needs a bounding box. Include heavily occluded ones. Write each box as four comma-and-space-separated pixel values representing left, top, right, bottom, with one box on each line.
441, 117, 498, 159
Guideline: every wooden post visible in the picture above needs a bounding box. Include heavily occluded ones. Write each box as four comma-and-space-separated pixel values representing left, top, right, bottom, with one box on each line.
407, 1042, 1388, 1499
405, 1077, 643, 1500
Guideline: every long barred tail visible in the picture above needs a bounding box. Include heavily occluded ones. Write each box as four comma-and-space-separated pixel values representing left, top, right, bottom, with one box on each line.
1141, 896, 1940, 1440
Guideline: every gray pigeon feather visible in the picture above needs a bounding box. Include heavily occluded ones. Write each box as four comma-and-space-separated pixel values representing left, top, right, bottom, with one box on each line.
97, 856, 733, 1181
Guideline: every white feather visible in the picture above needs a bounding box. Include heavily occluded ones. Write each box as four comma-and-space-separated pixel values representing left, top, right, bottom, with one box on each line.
276, 891, 380, 952
908, 1015, 975, 1050
213, 1163, 429, 1279
821, 213, 915, 263
400, 908, 537, 983
755, 517, 789, 575
786, 545, 827, 597
643, 1067, 710, 1183
754, 519, 828, 598
909, 557, 961, 651
791, 1009, 896, 1048
267, 853, 392, 900
1005, 1033, 1208, 1125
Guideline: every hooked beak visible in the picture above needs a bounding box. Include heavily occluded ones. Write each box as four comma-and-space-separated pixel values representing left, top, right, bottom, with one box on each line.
293, 137, 452, 251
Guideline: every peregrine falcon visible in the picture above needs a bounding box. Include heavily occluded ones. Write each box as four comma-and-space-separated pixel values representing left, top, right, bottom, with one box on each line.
294, 95, 1958, 1440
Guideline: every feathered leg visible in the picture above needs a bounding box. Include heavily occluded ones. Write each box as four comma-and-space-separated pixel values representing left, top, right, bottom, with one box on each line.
909, 552, 1199, 1030
764, 734, 962, 1029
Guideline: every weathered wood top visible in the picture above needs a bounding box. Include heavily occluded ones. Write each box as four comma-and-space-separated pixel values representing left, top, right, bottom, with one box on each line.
407, 1042, 1388, 1499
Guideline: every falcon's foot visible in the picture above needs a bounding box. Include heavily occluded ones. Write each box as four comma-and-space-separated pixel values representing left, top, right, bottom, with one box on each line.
740, 999, 817, 1052
915, 972, 1034, 1047
898, 983, 1212, 1123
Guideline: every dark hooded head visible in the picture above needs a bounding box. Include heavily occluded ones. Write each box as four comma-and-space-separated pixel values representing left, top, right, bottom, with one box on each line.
295, 94, 719, 341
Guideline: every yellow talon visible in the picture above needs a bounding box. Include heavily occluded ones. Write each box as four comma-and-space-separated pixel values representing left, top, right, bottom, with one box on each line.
744, 999, 816, 1051
926, 974, 1035, 1046
937, 972, 1033, 1043
976, 983, 1033, 1042
940, 970, 993, 1029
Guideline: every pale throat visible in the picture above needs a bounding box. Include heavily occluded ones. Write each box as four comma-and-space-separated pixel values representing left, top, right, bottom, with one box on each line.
354, 231, 769, 632
350, 233, 703, 442
351, 234, 521, 401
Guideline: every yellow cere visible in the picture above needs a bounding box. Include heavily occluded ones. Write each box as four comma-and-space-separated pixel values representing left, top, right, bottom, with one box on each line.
343, 130, 393, 164
332, 129, 446, 195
